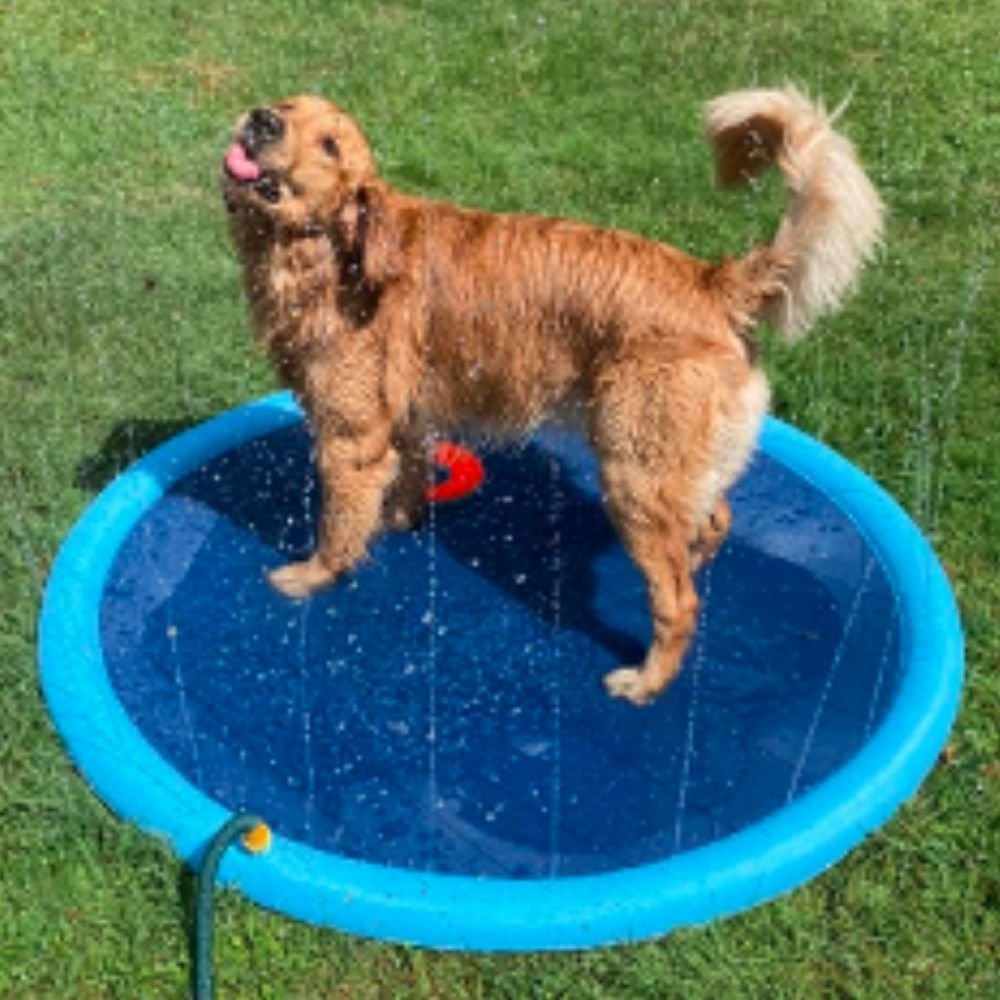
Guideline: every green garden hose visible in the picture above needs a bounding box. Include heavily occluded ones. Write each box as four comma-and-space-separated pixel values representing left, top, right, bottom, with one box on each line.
193, 813, 271, 1000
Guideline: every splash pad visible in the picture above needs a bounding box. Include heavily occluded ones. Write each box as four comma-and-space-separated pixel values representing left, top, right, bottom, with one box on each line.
40, 392, 962, 950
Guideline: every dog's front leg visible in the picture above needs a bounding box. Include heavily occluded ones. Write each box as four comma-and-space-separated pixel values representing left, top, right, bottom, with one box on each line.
269, 426, 398, 599
381, 424, 430, 532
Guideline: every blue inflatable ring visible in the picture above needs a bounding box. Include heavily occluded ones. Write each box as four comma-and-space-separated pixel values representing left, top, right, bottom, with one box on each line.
40, 391, 962, 951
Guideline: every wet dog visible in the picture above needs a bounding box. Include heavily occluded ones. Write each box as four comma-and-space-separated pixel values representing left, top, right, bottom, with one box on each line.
222, 87, 882, 704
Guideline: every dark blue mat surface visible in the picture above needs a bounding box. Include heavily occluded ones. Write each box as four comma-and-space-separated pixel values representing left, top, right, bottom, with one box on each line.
101, 424, 901, 879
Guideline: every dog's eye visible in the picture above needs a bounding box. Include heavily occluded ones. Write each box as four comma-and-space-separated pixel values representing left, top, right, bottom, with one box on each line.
321, 136, 340, 158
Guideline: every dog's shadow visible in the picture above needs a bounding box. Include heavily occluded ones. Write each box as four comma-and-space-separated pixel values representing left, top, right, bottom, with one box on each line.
431, 444, 648, 666
83, 419, 647, 666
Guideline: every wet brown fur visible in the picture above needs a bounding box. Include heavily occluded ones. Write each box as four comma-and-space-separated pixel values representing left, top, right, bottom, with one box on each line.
223, 91, 882, 704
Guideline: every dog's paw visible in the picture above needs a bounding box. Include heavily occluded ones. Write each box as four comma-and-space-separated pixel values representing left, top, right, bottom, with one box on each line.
603, 667, 656, 706
267, 558, 338, 599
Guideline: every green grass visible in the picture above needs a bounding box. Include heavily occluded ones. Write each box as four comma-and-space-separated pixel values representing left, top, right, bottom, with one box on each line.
2, 0, 998, 996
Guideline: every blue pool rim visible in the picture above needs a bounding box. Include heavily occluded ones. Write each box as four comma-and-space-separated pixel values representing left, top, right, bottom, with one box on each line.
40, 391, 963, 951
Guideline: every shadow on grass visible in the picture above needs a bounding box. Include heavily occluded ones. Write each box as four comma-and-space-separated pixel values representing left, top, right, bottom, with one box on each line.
75, 418, 205, 492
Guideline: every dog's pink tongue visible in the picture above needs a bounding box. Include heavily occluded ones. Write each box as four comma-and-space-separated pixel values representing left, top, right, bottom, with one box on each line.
224, 143, 261, 182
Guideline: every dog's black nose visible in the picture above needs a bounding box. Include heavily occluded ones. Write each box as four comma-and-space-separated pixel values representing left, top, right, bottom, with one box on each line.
243, 107, 284, 152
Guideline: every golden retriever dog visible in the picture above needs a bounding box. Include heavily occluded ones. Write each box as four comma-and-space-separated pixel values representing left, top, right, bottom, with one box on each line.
222, 87, 883, 705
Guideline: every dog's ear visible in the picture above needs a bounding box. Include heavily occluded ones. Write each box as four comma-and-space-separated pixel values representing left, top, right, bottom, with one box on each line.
335, 183, 402, 287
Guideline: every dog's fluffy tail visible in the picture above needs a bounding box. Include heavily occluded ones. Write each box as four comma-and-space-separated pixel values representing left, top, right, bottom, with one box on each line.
705, 86, 884, 341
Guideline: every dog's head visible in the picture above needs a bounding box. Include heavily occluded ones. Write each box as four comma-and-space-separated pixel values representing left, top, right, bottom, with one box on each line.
222, 95, 376, 234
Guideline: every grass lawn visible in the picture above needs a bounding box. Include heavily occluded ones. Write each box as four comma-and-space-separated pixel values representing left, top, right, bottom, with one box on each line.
2, 0, 998, 996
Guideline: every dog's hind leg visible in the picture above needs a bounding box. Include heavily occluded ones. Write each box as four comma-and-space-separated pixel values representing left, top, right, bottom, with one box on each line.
690, 495, 731, 571
598, 456, 702, 706
591, 356, 750, 705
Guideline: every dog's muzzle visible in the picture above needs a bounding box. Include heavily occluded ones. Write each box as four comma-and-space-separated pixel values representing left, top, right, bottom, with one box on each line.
241, 107, 284, 155
224, 107, 285, 205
